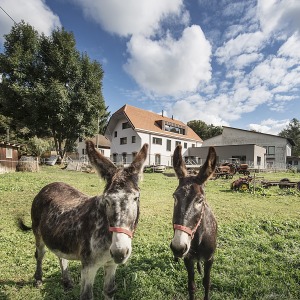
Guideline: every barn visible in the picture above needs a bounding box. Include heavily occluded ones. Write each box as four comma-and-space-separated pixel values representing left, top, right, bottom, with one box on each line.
0, 141, 21, 173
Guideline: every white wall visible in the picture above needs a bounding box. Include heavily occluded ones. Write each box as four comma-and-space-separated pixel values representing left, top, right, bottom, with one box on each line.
108, 117, 201, 166
110, 118, 142, 155
138, 132, 201, 166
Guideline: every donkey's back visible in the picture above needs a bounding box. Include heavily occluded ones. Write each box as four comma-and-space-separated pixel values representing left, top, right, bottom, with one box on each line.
32, 182, 106, 261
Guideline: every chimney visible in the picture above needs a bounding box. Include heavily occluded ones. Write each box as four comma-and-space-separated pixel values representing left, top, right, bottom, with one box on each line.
162, 110, 164, 117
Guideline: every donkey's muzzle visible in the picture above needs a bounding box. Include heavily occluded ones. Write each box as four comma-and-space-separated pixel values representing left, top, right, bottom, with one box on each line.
110, 231, 132, 264
110, 248, 130, 264
170, 242, 188, 258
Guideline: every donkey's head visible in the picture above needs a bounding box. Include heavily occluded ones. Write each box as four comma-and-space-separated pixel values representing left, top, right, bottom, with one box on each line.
170, 145, 216, 258
86, 141, 148, 264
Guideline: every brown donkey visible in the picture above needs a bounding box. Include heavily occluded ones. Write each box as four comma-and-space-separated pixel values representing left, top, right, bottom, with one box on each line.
19, 141, 148, 300
170, 145, 217, 300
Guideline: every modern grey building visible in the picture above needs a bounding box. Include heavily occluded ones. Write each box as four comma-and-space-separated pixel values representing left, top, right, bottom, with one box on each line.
190, 126, 295, 169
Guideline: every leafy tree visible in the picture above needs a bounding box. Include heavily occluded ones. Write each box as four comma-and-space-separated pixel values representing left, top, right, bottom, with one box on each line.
187, 120, 223, 141
0, 21, 109, 158
0, 114, 11, 141
279, 118, 300, 156
26, 136, 52, 157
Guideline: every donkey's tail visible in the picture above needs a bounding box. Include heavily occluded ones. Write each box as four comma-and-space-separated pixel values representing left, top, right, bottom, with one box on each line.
17, 218, 32, 231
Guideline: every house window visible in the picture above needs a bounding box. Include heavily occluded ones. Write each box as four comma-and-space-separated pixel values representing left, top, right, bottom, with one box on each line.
268, 146, 275, 155
264, 146, 275, 155
122, 153, 127, 164
122, 122, 131, 129
82, 149, 86, 155
132, 136, 136, 143
120, 137, 127, 145
166, 139, 171, 151
113, 153, 118, 163
114, 131, 117, 137
192, 144, 195, 148
257, 156, 261, 166
164, 122, 186, 135
155, 154, 161, 165
184, 142, 187, 149
294, 160, 298, 165
6, 147, 12, 159
175, 141, 181, 147
79, 137, 83, 142
153, 137, 162, 145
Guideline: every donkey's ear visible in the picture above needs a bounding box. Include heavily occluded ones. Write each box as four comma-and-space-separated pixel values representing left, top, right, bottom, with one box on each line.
196, 147, 216, 185
129, 143, 148, 175
173, 145, 187, 179
86, 140, 117, 182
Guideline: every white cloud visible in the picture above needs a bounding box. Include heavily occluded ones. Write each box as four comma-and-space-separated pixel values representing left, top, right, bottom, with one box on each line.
233, 53, 264, 69
257, 0, 300, 36
215, 31, 265, 65
248, 118, 289, 135
72, 0, 184, 37
71, 0, 211, 97
278, 34, 300, 59
0, 0, 61, 43
124, 25, 212, 96
168, 96, 229, 126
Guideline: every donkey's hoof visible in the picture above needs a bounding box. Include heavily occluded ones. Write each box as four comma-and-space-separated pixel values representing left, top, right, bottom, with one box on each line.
103, 285, 117, 300
62, 279, 74, 290
34, 280, 43, 288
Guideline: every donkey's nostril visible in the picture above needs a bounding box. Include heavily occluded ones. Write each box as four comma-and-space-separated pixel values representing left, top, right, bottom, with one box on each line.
110, 248, 130, 264
170, 242, 188, 258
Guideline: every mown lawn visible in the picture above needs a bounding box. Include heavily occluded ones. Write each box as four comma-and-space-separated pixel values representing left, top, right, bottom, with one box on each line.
0, 166, 299, 300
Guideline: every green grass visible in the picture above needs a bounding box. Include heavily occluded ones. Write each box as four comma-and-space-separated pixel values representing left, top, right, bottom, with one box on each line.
0, 167, 299, 299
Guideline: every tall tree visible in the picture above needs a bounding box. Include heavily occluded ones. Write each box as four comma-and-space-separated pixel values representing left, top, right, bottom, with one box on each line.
187, 120, 223, 140
0, 21, 109, 158
279, 118, 300, 156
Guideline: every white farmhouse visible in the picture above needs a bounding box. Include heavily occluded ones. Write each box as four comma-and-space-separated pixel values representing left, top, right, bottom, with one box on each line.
105, 104, 202, 166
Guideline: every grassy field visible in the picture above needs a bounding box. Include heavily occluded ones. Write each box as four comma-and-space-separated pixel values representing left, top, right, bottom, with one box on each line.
0, 166, 299, 300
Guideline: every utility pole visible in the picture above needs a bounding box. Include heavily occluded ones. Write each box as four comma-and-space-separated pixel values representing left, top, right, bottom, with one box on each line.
6, 127, 9, 142
96, 112, 99, 149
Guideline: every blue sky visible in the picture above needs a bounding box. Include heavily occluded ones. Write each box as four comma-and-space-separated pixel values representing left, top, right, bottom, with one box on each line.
1, 0, 300, 135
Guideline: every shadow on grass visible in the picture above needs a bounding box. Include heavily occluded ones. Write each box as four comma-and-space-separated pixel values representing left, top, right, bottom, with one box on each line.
0, 265, 81, 300
0, 279, 32, 300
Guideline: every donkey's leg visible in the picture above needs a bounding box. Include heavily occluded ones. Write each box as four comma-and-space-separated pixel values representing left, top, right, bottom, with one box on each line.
184, 257, 196, 300
58, 257, 73, 290
80, 263, 99, 300
203, 257, 214, 300
103, 262, 117, 300
33, 235, 46, 287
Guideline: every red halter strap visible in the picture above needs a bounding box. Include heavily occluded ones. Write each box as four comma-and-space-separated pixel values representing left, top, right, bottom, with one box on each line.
173, 204, 205, 239
109, 227, 134, 239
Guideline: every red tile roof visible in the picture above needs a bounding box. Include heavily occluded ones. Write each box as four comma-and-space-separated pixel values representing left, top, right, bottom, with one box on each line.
109, 104, 202, 142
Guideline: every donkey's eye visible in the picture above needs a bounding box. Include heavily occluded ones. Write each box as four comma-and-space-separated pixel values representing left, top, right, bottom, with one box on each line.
134, 197, 139, 201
